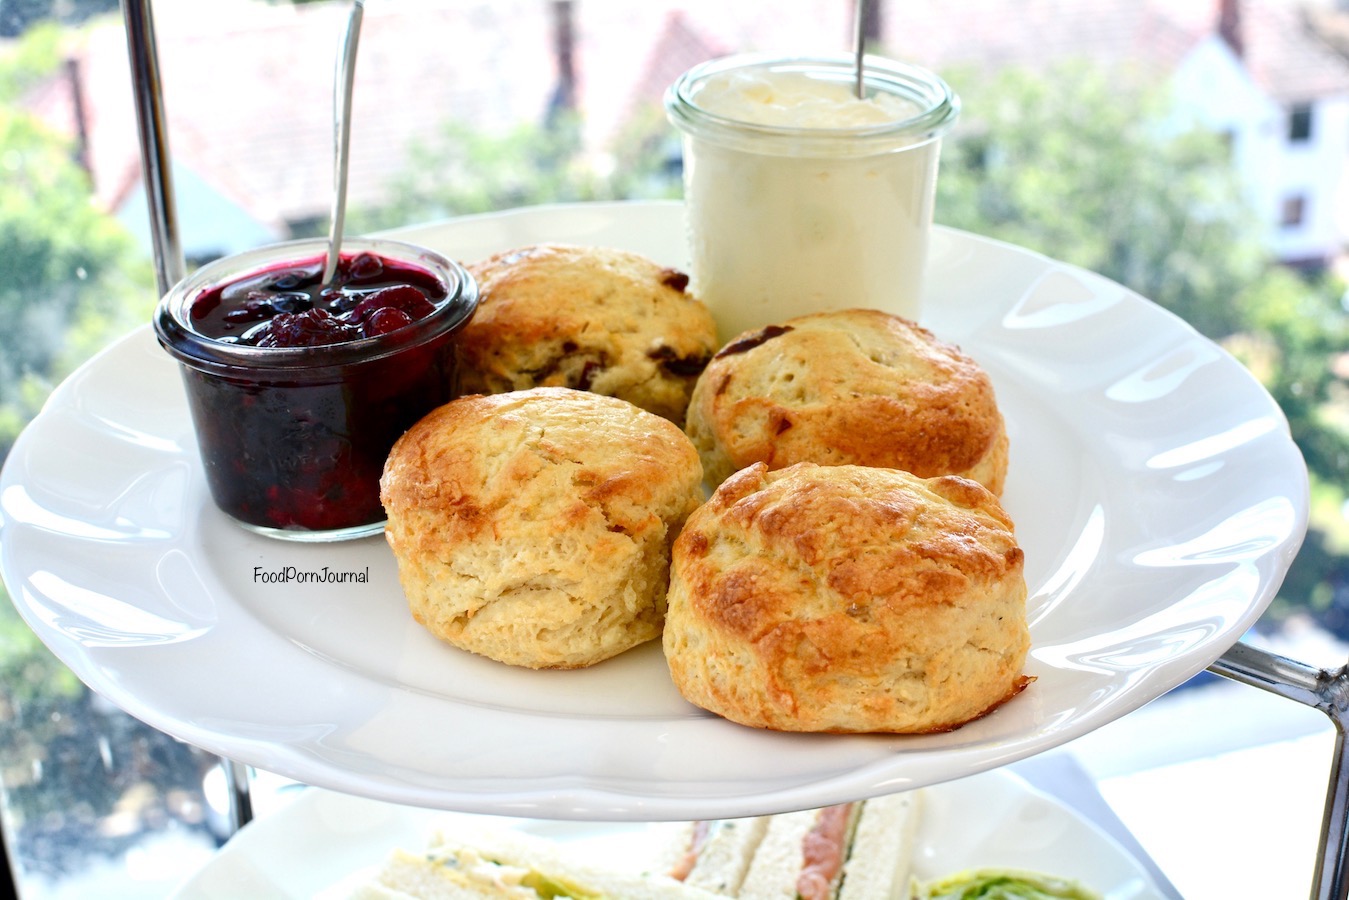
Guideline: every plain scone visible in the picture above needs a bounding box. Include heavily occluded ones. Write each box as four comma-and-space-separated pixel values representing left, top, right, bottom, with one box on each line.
663, 462, 1031, 733
685, 308, 1009, 492
380, 387, 704, 669
457, 243, 719, 425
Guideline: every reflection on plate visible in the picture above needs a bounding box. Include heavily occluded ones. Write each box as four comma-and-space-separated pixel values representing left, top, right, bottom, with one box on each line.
171, 769, 1166, 899
0, 201, 1308, 819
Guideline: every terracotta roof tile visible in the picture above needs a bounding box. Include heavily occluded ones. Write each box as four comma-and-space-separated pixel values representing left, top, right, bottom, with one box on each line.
890, 0, 1349, 100
627, 10, 728, 120
62, 0, 555, 228
888, 0, 1206, 76
19, 0, 1349, 235
1248, 2, 1349, 101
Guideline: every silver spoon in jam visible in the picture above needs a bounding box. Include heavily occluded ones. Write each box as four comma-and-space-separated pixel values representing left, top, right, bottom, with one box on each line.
321, 0, 365, 287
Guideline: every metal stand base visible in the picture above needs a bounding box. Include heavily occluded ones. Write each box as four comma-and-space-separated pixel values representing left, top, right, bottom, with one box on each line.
1210, 641, 1349, 900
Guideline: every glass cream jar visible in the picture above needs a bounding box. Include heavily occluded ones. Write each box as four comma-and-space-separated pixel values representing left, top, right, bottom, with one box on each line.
666, 54, 959, 341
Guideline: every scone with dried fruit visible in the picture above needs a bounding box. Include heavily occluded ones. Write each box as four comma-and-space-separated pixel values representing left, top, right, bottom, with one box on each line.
458, 243, 718, 426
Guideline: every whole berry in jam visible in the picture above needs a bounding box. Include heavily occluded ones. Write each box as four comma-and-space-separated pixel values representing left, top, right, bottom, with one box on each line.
255, 309, 362, 348
346, 251, 385, 281
349, 285, 437, 325
364, 306, 414, 337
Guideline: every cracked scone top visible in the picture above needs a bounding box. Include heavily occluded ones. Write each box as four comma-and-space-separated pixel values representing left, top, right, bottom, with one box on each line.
663, 462, 1031, 733
380, 387, 704, 669
685, 308, 1008, 492
457, 243, 719, 426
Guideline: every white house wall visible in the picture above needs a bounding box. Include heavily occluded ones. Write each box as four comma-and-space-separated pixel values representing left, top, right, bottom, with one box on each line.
1282, 94, 1349, 266
1172, 35, 1348, 265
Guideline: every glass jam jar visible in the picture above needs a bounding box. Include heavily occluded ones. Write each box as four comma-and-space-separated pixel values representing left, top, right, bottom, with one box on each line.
154, 237, 478, 541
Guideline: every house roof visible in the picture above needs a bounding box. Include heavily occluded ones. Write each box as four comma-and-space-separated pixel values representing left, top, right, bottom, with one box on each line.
24, 0, 559, 232
15, 0, 1349, 238
1257, 1, 1349, 102
885, 0, 1349, 102
886, 0, 1208, 79
622, 11, 728, 131
21, 0, 784, 233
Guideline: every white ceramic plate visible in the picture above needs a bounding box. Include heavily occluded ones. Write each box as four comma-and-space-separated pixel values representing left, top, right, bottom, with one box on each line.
0, 201, 1308, 819
172, 768, 1166, 899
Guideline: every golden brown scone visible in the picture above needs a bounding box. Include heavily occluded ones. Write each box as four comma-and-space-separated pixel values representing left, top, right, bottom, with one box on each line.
685, 308, 1008, 493
457, 243, 719, 426
381, 387, 704, 669
663, 462, 1030, 733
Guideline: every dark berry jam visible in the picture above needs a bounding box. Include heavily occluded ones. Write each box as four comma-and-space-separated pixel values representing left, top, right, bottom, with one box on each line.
188, 251, 447, 347
154, 238, 478, 540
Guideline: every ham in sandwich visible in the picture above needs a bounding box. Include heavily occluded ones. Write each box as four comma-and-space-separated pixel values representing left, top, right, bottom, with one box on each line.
664, 790, 924, 900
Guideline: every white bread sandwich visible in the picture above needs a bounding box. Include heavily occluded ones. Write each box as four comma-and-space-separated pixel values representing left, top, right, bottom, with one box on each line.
737, 802, 861, 900
837, 792, 923, 900
661, 816, 772, 895
349, 826, 721, 900
663, 791, 924, 900
347, 846, 538, 899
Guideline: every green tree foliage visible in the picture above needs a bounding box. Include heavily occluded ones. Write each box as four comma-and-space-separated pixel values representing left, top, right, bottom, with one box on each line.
0, 19, 59, 96
603, 102, 684, 202
936, 62, 1268, 338
0, 43, 154, 461
352, 113, 610, 233
0, 0, 117, 39
1226, 266, 1349, 626
351, 106, 679, 233
1234, 267, 1349, 484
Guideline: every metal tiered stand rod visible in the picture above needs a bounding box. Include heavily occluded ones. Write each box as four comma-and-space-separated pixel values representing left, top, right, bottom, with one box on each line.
121, 0, 254, 833
119, 0, 1347, 891
1209, 642, 1349, 900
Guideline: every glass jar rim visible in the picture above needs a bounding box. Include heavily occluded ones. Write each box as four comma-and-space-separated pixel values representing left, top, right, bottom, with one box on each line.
665, 53, 960, 149
153, 237, 478, 374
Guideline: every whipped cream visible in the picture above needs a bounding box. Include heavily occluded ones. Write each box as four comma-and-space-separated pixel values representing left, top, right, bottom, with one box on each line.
690, 69, 922, 129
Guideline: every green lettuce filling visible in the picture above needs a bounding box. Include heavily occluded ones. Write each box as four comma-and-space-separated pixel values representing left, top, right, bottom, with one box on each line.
517, 868, 603, 899
916, 868, 1101, 900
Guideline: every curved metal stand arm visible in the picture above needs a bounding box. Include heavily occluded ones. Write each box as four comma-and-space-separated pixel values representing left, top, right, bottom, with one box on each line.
1210, 641, 1349, 900
120, 0, 183, 294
